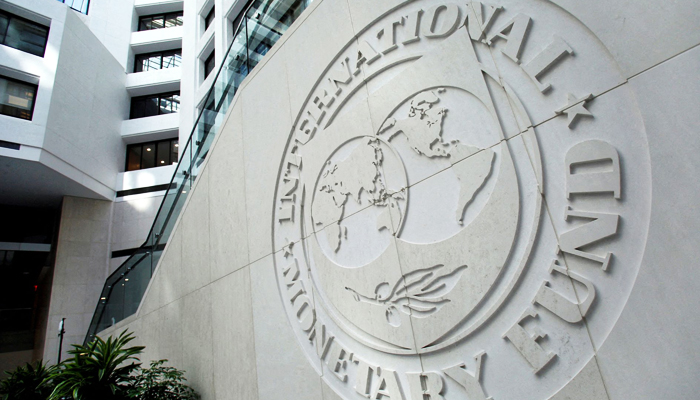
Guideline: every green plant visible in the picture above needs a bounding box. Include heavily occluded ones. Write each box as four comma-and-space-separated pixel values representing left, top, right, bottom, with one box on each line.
126, 360, 199, 400
49, 330, 144, 400
0, 360, 55, 400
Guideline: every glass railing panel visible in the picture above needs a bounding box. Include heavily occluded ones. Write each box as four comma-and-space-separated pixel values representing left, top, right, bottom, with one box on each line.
123, 253, 152, 317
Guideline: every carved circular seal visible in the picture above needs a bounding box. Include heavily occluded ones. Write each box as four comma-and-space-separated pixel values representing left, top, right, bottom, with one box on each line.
272, 1, 651, 399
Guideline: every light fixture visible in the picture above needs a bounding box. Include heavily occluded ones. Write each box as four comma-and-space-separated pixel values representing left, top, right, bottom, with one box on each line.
146, 147, 152, 152
160, 160, 165, 164
174, 144, 179, 147
124, 278, 129, 282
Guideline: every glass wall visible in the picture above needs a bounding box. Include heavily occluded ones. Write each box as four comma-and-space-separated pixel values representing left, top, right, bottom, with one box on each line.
86, 0, 313, 344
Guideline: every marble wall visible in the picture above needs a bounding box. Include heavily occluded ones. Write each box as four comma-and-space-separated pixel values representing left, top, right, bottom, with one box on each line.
98, 1, 700, 399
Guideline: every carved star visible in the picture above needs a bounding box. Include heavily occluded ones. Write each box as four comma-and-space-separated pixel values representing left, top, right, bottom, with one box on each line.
555, 93, 594, 128
283, 238, 295, 258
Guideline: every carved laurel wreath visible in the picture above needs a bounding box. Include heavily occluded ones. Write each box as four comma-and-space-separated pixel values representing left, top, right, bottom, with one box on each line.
345, 264, 467, 327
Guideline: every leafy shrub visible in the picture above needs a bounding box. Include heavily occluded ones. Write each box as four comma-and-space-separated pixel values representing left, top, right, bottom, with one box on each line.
49, 330, 144, 400
0, 360, 55, 400
126, 360, 199, 400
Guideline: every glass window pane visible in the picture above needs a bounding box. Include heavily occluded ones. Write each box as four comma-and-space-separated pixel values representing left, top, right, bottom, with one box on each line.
129, 97, 145, 119
0, 14, 9, 43
165, 12, 183, 28
146, 54, 162, 71
171, 140, 179, 165
150, 16, 165, 30
4, 17, 48, 57
204, 8, 215, 30
156, 141, 170, 166
144, 96, 159, 116
134, 53, 161, 72
0, 76, 37, 120
141, 143, 156, 169
162, 51, 181, 69
138, 16, 153, 31
126, 145, 142, 171
204, 52, 215, 78
159, 96, 173, 114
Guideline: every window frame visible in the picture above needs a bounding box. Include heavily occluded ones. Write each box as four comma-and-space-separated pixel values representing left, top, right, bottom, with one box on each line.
125, 138, 179, 172
129, 92, 180, 119
0, 74, 38, 121
137, 11, 183, 32
0, 9, 49, 57
133, 49, 182, 73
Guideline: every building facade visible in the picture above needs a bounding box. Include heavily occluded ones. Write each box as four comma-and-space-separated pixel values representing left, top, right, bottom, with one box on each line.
1, 0, 700, 399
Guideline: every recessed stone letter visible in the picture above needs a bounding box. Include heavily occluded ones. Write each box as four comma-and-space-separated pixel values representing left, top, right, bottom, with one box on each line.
407, 371, 445, 400
464, 2, 503, 42
487, 13, 531, 63
422, 4, 461, 38
521, 36, 573, 93
566, 140, 621, 199
443, 351, 490, 400
533, 260, 596, 323
503, 309, 556, 374
559, 207, 619, 271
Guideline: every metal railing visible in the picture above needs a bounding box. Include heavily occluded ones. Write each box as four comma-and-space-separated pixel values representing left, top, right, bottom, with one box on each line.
85, 0, 312, 343
57, 0, 89, 15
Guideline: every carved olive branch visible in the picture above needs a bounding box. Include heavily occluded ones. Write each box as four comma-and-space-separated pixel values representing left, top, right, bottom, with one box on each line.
345, 264, 468, 326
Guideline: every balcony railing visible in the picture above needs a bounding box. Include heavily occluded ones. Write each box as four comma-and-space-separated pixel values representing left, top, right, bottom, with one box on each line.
57, 0, 89, 15
85, 0, 312, 343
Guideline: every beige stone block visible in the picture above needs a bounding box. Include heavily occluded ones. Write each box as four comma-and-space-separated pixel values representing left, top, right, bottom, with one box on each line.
211, 266, 258, 400
181, 168, 212, 295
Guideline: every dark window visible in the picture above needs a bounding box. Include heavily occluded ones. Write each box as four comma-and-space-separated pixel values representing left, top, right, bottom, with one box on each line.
0, 75, 37, 121
126, 138, 179, 171
0, 10, 49, 57
134, 49, 182, 72
204, 7, 215, 30
204, 51, 215, 78
130, 92, 180, 119
138, 12, 183, 31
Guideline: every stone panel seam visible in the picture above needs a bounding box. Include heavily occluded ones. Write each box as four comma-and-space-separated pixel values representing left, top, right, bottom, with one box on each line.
626, 42, 700, 82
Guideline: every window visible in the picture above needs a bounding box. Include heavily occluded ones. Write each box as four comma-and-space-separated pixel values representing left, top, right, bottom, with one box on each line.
204, 7, 215, 30
0, 10, 49, 57
0, 75, 37, 120
204, 51, 215, 79
138, 12, 183, 31
130, 92, 180, 119
126, 138, 179, 171
134, 49, 182, 72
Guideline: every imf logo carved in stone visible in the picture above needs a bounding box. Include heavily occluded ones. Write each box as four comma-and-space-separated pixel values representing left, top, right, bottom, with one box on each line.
272, 1, 652, 399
